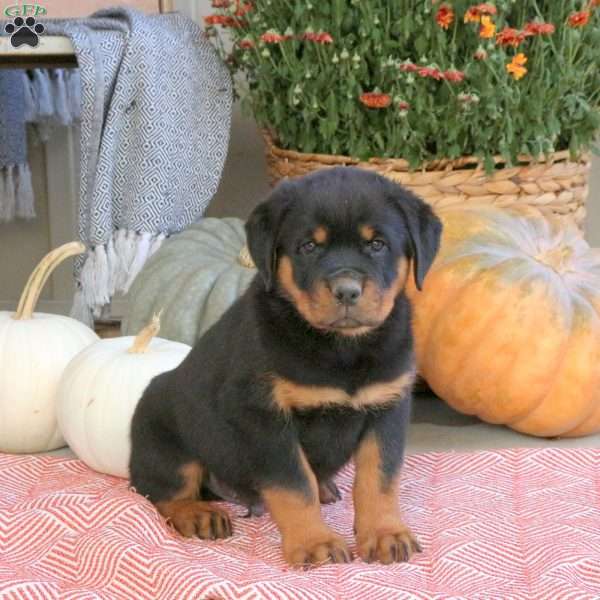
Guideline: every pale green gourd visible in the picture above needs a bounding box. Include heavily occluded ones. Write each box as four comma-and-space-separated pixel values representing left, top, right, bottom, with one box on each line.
122, 218, 257, 345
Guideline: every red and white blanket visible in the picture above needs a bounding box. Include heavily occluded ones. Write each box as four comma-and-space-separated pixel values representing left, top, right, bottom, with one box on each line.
1, 448, 599, 599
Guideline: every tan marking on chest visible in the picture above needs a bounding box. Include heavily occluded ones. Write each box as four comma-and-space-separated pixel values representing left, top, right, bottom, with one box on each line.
271, 370, 416, 412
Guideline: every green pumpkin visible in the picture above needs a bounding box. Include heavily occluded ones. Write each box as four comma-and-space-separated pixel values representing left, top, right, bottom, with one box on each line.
122, 218, 257, 345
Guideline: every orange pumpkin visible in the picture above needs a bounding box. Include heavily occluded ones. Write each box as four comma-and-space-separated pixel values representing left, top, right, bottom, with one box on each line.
408, 205, 600, 438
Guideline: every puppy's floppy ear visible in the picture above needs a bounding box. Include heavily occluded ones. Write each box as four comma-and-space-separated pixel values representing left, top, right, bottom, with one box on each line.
387, 183, 442, 290
245, 185, 291, 292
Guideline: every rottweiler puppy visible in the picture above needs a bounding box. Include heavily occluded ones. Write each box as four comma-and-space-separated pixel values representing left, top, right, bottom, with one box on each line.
129, 167, 442, 567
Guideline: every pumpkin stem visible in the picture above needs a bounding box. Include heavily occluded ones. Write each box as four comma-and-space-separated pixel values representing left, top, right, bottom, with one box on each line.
238, 245, 256, 269
13, 241, 86, 321
536, 245, 574, 273
128, 311, 163, 354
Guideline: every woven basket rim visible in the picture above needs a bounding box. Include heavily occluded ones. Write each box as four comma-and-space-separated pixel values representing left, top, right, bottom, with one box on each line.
262, 131, 590, 173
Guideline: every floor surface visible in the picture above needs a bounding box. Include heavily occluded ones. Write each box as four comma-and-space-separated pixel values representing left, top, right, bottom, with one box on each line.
45, 393, 600, 461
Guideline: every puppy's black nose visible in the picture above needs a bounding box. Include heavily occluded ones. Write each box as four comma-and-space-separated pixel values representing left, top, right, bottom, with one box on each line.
331, 277, 362, 306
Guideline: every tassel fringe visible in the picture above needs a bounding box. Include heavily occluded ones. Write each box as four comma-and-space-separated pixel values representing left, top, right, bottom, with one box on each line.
22, 69, 82, 144
71, 229, 167, 323
1, 70, 80, 225
0, 164, 36, 223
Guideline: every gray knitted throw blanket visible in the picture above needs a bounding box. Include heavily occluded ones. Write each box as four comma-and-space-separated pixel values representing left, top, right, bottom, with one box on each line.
0, 70, 33, 222
45, 8, 232, 323
0, 68, 80, 222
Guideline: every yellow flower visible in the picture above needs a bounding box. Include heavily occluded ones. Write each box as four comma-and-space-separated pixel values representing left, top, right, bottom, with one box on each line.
506, 53, 528, 80
479, 15, 496, 38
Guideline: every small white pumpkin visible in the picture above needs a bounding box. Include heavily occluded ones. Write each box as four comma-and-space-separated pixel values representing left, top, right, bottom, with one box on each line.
0, 242, 99, 453
57, 314, 191, 477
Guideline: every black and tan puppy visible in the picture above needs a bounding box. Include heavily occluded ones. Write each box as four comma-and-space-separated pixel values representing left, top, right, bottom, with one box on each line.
129, 167, 442, 567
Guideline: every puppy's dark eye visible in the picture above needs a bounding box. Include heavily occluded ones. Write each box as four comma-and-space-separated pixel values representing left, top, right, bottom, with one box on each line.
299, 241, 317, 255
368, 239, 386, 252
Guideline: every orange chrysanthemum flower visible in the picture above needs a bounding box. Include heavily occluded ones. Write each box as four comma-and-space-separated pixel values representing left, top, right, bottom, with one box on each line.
418, 66, 444, 80
238, 38, 255, 49
260, 31, 291, 43
464, 3, 497, 23
204, 14, 244, 27
436, 4, 454, 29
477, 3, 497, 14
464, 7, 480, 23
479, 15, 496, 38
443, 69, 466, 83
496, 27, 526, 47
303, 32, 334, 44
211, 0, 252, 12
397, 101, 410, 111
235, 2, 252, 16
523, 22, 556, 36
589, 0, 600, 7
568, 11, 590, 27
360, 92, 392, 109
399, 61, 419, 73
506, 53, 528, 80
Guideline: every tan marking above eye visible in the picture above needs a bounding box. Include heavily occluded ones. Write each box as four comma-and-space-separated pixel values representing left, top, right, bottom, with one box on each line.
313, 226, 328, 244
271, 370, 416, 412
360, 225, 375, 241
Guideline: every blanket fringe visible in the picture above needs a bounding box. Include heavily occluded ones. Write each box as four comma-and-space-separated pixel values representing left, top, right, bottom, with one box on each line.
23, 69, 81, 143
0, 164, 35, 223
71, 229, 166, 323
1, 70, 80, 225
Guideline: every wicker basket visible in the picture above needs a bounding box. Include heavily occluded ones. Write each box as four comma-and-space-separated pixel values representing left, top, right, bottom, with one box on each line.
263, 133, 591, 229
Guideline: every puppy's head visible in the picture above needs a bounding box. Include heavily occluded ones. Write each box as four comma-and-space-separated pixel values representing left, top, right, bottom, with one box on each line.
246, 167, 442, 336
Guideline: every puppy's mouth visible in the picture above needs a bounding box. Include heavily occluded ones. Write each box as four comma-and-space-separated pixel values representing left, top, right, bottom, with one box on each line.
329, 316, 364, 329
317, 311, 381, 335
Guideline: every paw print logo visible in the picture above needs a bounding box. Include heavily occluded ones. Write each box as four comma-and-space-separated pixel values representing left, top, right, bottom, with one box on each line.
4, 16, 45, 48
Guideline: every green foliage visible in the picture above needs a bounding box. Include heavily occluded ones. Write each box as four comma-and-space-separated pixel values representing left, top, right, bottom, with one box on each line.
208, 1, 600, 169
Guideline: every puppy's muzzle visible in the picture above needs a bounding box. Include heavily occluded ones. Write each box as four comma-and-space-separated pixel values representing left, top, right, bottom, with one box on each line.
328, 271, 364, 307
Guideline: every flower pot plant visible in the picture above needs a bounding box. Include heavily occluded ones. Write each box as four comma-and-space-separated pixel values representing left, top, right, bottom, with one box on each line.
206, 0, 600, 227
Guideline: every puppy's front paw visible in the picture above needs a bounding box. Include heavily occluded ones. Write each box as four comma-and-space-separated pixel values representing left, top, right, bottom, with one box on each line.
357, 524, 421, 564
284, 531, 352, 568
159, 500, 233, 540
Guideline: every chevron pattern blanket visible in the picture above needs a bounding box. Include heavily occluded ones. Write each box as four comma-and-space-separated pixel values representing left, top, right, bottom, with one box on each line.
1, 448, 599, 599
45, 8, 232, 323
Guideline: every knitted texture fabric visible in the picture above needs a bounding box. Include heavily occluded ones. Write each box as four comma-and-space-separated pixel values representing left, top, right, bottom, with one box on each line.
0, 70, 34, 222
0, 65, 81, 223
44, 8, 232, 322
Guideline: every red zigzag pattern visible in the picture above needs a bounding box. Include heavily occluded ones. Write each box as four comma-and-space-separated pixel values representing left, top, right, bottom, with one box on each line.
1, 448, 599, 599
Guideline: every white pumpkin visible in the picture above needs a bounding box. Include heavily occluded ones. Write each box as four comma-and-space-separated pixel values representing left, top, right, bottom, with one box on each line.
0, 242, 99, 453
57, 314, 191, 477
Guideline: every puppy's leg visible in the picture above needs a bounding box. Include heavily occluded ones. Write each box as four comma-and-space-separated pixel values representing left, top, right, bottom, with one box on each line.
130, 421, 232, 540
262, 450, 351, 567
155, 462, 232, 540
353, 398, 421, 564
